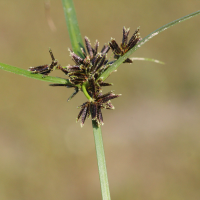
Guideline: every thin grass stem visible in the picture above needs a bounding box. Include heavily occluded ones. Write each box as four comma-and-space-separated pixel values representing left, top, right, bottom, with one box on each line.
92, 120, 111, 200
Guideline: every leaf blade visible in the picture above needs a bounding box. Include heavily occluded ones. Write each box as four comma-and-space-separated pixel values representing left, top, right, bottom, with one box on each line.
130, 57, 165, 64
61, 0, 85, 58
0, 62, 70, 84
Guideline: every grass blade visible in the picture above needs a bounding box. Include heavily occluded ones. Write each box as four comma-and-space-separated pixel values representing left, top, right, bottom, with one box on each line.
0, 62, 70, 84
130, 57, 165, 64
99, 10, 200, 81
61, 0, 85, 58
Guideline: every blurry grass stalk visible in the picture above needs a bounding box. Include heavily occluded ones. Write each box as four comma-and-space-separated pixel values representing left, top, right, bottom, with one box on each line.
61, 0, 111, 199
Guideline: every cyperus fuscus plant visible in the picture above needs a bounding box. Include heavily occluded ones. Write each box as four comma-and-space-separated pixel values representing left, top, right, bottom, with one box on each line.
0, 1, 199, 199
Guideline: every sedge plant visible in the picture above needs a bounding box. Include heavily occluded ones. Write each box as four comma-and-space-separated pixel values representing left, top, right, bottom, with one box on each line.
0, 0, 200, 199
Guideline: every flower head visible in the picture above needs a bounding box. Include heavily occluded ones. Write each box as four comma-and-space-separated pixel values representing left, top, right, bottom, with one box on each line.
109, 27, 141, 63
67, 36, 110, 86
74, 76, 120, 127
28, 26, 141, 127
77, 82, 121, 127
49, 37, 112, 101
51, 37, 113, 101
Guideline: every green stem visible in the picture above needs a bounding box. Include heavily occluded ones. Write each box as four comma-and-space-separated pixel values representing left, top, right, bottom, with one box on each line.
92, 120, 111, 200
81, 82, 92, 101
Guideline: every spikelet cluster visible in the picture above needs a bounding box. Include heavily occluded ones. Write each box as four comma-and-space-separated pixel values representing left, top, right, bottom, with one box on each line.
28, 27, 141, 126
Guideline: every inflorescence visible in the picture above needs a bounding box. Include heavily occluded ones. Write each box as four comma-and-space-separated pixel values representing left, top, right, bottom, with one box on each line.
28, 27, 141, 127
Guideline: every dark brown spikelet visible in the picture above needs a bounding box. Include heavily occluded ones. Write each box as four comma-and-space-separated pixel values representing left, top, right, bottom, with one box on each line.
109, 39, 121, 55
98, 81, 113, 87
93, 40, 99, 55
76, 102, 90, 127
57, 65, 69, 75
95, 54, 106, 71
104, 101, 115, 110
81, 106, 89, 127
67, 65, 81, 71
29, 64, 52, 75
122, 27, 130, 48
69, 49, 84, 65
127, 28, 140, 50
96, 91, 120, 102
101, 45, 110, 54
85, 36, 94, 58
88, 77, 97, 98
91, 103, 98, 120
97, 107, 104, 126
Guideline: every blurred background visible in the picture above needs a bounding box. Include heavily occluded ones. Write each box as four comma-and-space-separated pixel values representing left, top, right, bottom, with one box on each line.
0, 0, 200, 199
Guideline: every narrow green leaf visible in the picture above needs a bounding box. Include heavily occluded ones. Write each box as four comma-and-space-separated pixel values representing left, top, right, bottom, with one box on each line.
99, 10, 200, 81
62, 0, 85, 58
0, 62, 70, 84
130, 57, 165, 64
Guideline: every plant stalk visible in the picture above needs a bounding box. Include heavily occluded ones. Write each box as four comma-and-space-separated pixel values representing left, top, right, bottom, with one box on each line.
61, 0, 85, 58
92, 120, 111, 200
82, 82, 92, 101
